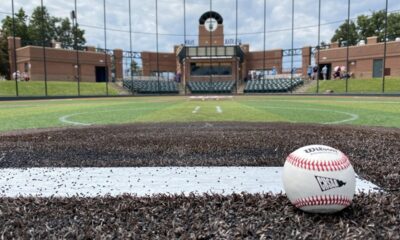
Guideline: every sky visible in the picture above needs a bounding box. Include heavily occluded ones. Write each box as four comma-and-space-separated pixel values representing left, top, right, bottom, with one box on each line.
1, 0, 399, 67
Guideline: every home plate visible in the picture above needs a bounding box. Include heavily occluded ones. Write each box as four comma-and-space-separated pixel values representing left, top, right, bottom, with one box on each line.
0, 167, 381, 197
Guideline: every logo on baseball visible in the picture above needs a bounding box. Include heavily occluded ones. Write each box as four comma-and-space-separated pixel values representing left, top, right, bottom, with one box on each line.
282, 145, 356, 213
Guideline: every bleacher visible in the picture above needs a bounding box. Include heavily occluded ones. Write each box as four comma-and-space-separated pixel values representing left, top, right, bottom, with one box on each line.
187, 80, 235, 94
123, 80, 179, 94
244, 78, 304, 93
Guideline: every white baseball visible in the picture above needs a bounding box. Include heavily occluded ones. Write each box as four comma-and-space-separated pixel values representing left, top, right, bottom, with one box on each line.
282, 145, 356, 213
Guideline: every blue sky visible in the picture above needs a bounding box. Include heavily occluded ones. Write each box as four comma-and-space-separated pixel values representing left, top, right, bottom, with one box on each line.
1, 0, 398, 55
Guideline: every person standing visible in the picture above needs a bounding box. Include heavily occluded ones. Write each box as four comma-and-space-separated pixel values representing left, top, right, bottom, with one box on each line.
271, 66, 277, 76
312, 65, 318, 80
322, 65, 328, 80
307, 65, 312, 80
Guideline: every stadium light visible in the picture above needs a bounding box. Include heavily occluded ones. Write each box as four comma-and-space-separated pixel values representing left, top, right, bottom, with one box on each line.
70, 10, 76, 20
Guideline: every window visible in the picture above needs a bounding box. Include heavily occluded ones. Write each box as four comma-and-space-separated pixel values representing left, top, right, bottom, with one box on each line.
190, 63, 232, 76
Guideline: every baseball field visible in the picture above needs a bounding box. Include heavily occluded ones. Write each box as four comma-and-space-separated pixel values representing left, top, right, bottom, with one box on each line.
0, 95, 399, 238
1, 95, 400, 132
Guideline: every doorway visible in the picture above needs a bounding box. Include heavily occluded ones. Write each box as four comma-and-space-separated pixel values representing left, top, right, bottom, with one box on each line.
372, 59, 383, 78
95, 66, 107, 82
318, 63, 331, 80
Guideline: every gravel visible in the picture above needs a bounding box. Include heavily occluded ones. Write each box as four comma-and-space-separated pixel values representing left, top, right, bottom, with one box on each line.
0, 193, 398, 239
0, 122, 399, 238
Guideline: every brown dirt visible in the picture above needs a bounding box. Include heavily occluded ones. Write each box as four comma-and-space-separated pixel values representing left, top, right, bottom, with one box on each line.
0, 122, 399, 239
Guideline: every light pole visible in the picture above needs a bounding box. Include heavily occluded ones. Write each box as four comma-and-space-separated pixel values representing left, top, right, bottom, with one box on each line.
71, 4, 80, 96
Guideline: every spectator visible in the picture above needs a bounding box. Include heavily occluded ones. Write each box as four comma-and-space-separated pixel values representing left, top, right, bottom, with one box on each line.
175, 72, 181, 83
312, 65, 318, 80
307, 65, 313, 80
13, 70, 21, 81
342, 71, 351, 79
252, 71, 257, 81
333, 66, 341, 79
271, 66, 277, 76
21, 72, 27, 81
322, 65, 328, 80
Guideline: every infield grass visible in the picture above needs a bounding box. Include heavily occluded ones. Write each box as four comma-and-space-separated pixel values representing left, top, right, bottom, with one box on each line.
0, 95, 399, 132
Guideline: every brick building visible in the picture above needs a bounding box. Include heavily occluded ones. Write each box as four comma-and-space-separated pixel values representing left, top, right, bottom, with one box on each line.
142, 11, 283, 87
7, 10, 400, 84
142, 11, 400, 83
315, 36, 400, 79
7, 37, 123, 82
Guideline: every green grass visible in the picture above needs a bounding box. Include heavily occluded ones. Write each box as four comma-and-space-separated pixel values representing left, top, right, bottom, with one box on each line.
0, 95, 399, 132
307, 78, 400, 93
0, 81, 120, 96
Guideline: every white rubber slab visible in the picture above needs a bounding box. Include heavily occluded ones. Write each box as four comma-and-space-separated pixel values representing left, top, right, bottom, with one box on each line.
0, 167, 381, 197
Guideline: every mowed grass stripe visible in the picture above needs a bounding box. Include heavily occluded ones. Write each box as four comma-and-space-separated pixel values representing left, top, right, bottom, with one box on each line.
135, 100, 287, 123
240, 101, 357, 124
0, 100, 177, 131
294, 99, 400, 125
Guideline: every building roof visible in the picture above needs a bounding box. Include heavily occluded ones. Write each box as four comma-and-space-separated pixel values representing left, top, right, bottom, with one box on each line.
199, 11, 223, 25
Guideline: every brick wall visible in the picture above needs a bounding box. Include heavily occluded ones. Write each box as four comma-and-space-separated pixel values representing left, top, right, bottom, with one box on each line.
8, 37, 122, 82
317, 40, 400, 78
141, 52, 177, 76
198, 24, 224, 46
16, 46, 112, 82
245, 49, 283, 73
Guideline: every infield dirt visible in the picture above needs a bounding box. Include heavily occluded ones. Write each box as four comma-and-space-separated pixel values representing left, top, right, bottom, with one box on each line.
0, 122, 399, 239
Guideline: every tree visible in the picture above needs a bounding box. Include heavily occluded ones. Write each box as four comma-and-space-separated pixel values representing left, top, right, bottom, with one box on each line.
331, 20, 358, 46
387, 13, 400, 41
331, 20, 358, 45
0, 6, 86, 77
1, 8, 30, 42
0, 38, 9, 78
130, 59, 140, 76
54, 18, 72, 48
28, 6, 86, 48
0, 8, 30, 78
357, 11, 386, 41
331, 11, 400, 45
28, 6, 57, 46
54, 18, 86, 49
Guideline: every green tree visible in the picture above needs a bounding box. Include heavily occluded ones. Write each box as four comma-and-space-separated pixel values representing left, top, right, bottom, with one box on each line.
130, 59, 140, 76
0, 38, 9, 78
54, 18, 86, 49
1, 8, 30, 42
28, 6, 56, 45
54, 18, 72, 48
29, 7, 86, 48
0, 6, 86, 77
0, 8, 30, 78
387, 13, 400, 41
331, 20, 358, 46
357, 11, 386, 41
331, 11, 400, 45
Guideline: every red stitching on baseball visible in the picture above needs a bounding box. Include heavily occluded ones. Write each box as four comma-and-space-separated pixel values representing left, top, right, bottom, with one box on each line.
293, 195, 352, 208
286, 152, 350, 171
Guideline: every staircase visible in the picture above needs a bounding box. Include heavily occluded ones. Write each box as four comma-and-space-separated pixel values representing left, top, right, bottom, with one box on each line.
294, 80, 317, 93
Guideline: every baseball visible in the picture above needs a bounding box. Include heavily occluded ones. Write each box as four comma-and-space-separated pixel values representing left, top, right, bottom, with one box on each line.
282, 145, 356, 213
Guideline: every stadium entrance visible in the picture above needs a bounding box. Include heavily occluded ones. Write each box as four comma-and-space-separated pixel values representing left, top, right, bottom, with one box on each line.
95, 67, 107, 82
140, 11, 284, 94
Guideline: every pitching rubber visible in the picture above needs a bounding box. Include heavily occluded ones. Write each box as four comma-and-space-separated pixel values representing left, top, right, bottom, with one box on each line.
282, 145, 356, 214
